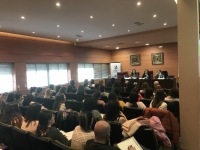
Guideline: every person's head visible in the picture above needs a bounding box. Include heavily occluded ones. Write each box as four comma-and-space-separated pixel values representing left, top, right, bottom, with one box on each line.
92, 91, 100, 103
25, 102, 42, 127
0, 92, 8, 101
6, 93, 15, 103
49, 84, 54, 90
141, 82, 149, 90
153, 81, 160, 88
36, 87, 43, 94
53, 94, 65, 110
132, 69, 136, 74
90, 79, 94, 84
144, 88, 153, 99
94, 83, 100, 90
15, 92, 22, 101
67, 85, 73, 93
79, 111, 93, 132
56, 85, 61, 93
70, 80, 75, 86
158, 70, 162, 74
98, 80, 103, 85
45, 88, 51, 97
0, 100, 6, 115
129, 91, 138, 104
105, 100, 120, 121
83, 79, 89, 87
152, 89, 165, 108
37, 111, 55, 136
144, 69, 149, 74
108, 92, 118, 101
126, 83, 133, 92
3, 102, 21, 116
23, 94, 35, 106
112, 82, 121, 89
30, 87, 37, 94
94, 120, 111, 143
82, 97, 95, 112
169, 87, 179, 98
59, 87, 66, 94
77, 85, 84, 92
120, 78, 125, 83
99, 85, 105, 92
113, 87, 122, 96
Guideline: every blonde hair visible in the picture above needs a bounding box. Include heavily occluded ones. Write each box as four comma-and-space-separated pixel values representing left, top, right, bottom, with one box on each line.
44, 88, 51, 98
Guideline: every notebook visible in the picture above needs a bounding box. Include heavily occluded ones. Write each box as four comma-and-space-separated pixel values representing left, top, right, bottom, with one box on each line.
117, 137, 143, 150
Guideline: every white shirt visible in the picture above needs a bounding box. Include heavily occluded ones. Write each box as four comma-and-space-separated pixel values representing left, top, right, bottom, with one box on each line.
125, 102, 146, 109
149, 101, 167, 110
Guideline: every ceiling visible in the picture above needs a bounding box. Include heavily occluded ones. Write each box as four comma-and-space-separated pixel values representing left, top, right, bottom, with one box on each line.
0, 0, 177, 50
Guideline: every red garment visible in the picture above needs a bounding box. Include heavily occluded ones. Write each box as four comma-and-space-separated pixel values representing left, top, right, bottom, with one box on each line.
143, 108, 179, 145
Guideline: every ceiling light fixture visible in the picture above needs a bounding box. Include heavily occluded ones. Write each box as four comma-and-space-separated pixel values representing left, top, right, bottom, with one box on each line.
116, 47, 119, 49
56, 3, 60, 7
153, 14, 157, 17
57, 25, 59, 27
137, 2, 141, 6
77, 39, 79, 41
81, 31, 84, 33
32, 32, 35, 34
112, 24, 115, 27
164, 23, 167, 26
105, 46, 110, 47
90, 16, 93, 19
174, 0, 177, 4
57, 36, 60, 38
145, 44, 149, 46
21, 16, 25, 19
99, 35, 101, 37
135, 41, 140, 43
158, 45, 163, 48
128, 30, 130, 32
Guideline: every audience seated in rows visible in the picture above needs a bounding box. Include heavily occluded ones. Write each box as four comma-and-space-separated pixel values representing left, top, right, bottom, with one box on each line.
89, 79, 95, 88
70, 79, 77, 92
106, 78, 115, 87
0, 102, 24, 128
165, 87, 179, 101
92, 91, 105, 106
23, 94, 35, 106
125, 83, 133, 93
81, 98, 102, 122
56, 85, 62, 94
103, 100, 127, 124
53, 94, 66, 111
150, 89, 167, 110
83, 79, 91, 91
0, 96, 6, 117
125, 91, 146, 109
120, 77, 126, 88
44, 88, 52, 98
139, 82, 149, 95
36, 110, 69, 146
71, 111, 95, 150
56, 86, 67, 96
66, 85, 74, 94
142, 88, 153, 99
30, 87, 37, 97
99, 85, 109, 97
108, 92, 125, 108
21, 102, 41, 134
6, 92, 15, 103
76, 85, 86, 102
14, 92, 23, 105
36, 87, 43, 97
112, 81, 122, 91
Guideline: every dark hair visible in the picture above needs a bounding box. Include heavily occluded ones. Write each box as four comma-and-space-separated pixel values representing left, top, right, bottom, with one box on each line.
113, 87, 122, 95
108, 92, 118, 101
120, 78, 125, 83
36, 111, 52, 137
82, 98, 95, 112
141, 82, 149, 90
126, 83, 133, 92
0, 102, 22, 128
79, 111, 93, 132
30, 87, 37, 94
36, 87, 43, 94
0, 100, 6, 115
99, 85, 105, 92
25, 102, 41, 127
112, 81, 121, 90
92, 91, 100, 104
131, 69, 137, 76
129, 91, 138, 108
49, 84, 54, 90
6, 93, 15, 103
90, 79, 94, 84
23, 94, 35, 106
15, 93, 22, 100
105, 100, 120, 121
169, 88, 179, 98
56, 85, 61, 93
53, 95, 65, 110
59, 87, 66, 94
152, 89, 165, 108
144, 88, 153, 99
70, 80, 75, 86
67, 85, 73, 93
94, 83, 100, 90
83, 79, 89, 87
76, 85, 85, 102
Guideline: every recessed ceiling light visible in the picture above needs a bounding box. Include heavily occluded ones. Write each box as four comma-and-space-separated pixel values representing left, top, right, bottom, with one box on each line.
153, 14, 157, 17
81, 31, 84, 33
99, 35, 101, 37
56, 3, 60, 7
57, 25, 59, 27
116, 47, 119, 49
57, 36, 60, 38
112, 24, 115, 27
105, 46, 110, 47
77, 39, 79, 41
137, 2, 141, 6
90, 16, 93, 19
32, 32, 35, 34
158, 45, 163, 48
128, 30, 130, 32
145, 43, 149, 46
164, 23, 167, 26
21, 16, 25, 19
135, 41, 140, 43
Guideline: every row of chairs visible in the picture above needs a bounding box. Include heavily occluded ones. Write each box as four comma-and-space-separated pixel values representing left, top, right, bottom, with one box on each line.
0, 122, 78, 150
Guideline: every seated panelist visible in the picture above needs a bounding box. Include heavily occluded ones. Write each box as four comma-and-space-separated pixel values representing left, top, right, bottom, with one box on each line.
142, 69, 150, 79
129, 69, 139, 79
155, 70, 164, 78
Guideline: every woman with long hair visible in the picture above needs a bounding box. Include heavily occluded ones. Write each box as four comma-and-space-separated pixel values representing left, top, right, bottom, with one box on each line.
165, 87, 179, 101
71, 111, 94, 150
52, 94, 66, 111
143, 88, 153, 99
66, 85, 74, 94
36, 111, 68, 145
92, 91, 105, 106
6, 93, 15, 103
125, 91, 146, 109
21, 102, 41, 133
103, 100, 127, 124
44, 88, 52, 98
76, 85, 85, 102
150, 89, 167, 110
22, 94, 35, 106
0, 102, 24, 128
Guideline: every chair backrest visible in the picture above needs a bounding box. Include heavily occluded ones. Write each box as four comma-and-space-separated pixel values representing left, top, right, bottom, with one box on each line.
163, 89, 171, 96
0, 122, 15, 148
85, 90, 95, 94
140, 98, 152, 107
162, 71, 168, 78
65, 94, 77, 100
19, 106, 29, 117
122, 92, 130, 97
42, 98, 55, 110
84, 94, 92, 99
123, 106, 143, 120
100, 95, 108, 103
73, 101, 83, 112
65, 100, 75, 110
122, 97, 129, 103
108, 121, 123, 146
105, 87, 112, 92
133, 126, 159, 150
51, 140, 78, 150
11, 126, 32, 150
42, 110, 57, 126
164, 101, 180, 122
96, 104, 105, 114
29, 133, 51, 150
149, 71, 153, 79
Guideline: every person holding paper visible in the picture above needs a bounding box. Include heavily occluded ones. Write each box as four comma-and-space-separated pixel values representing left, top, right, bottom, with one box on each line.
154, 70, 164, 78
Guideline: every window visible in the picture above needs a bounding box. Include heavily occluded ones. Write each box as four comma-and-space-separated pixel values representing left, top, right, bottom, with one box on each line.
0, 63, 13, 93
78, 63, 109, 82
26, 63, 68, 88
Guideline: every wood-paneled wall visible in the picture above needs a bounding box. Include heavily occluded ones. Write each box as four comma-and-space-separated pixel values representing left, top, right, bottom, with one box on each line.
110, 43, 178, 78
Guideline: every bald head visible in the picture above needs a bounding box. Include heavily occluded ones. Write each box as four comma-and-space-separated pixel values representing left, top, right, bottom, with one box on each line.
94, 121, 110, 141
154, 81, 159, 88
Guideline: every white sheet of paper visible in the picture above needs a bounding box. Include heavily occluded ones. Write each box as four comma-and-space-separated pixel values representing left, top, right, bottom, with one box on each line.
117, 137, 143, 150
60, 130, 74, 140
